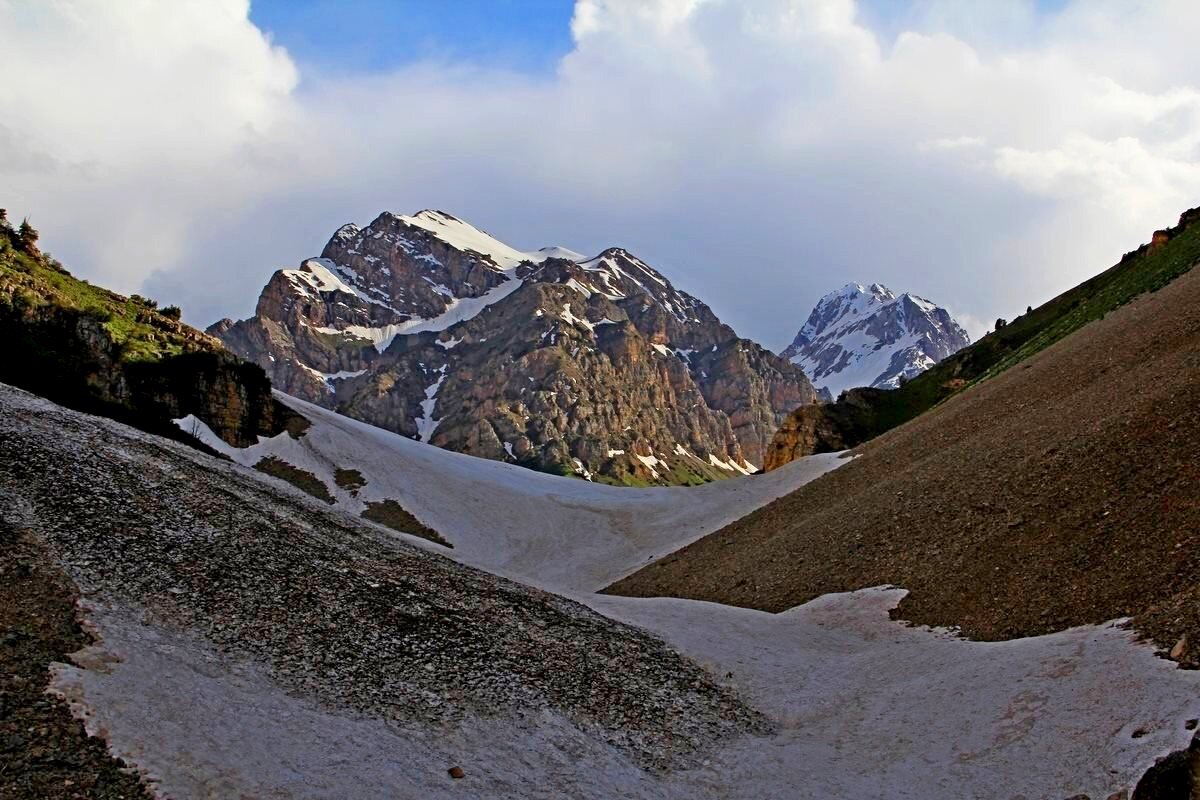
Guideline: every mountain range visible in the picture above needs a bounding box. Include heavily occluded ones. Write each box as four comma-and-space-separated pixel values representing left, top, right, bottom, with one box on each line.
211, 210, 820, 484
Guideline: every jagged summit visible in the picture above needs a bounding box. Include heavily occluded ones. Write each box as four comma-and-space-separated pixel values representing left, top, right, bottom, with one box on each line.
782, 282, 969, 398
212, 210, 818, 484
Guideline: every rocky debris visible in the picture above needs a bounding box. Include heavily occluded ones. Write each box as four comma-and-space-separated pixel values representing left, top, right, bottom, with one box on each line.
609, 262, 1200, 662
213, 211, 818, 484
0, 383, 768, 773
360, 499, 450, 548
781, 283, 970, 397
1130, 734, 1200, 798
334, 467, 367, 493
252, 455, 335, 504
0, 522, 153, 800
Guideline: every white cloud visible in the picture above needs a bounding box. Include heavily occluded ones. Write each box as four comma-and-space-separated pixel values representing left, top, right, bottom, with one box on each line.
5, 0, 1200, 350
0, 0, 297, 291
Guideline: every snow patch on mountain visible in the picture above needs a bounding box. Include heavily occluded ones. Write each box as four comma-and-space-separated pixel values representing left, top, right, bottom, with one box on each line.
783, 283, 970, 398
396, 210, 548, 272
314, 276, 525, 353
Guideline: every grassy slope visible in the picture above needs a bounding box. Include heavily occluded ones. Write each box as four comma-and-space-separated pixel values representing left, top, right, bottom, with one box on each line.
0, 236, 213, 365
0, 221, 297, 451
808, 208, 1200, 445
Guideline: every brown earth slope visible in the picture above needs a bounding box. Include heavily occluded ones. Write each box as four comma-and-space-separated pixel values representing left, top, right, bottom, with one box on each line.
607, 265, 1200, 661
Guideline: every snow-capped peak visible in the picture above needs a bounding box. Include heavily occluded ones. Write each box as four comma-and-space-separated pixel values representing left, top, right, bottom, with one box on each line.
536, 245, 586, 261
782, 283, 970, 398
383, 209, 541, 272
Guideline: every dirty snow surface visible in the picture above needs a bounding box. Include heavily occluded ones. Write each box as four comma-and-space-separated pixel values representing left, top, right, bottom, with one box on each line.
2, 384, 1198, 799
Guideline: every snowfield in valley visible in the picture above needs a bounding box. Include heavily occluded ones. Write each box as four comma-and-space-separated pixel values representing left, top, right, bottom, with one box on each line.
3, 385, 1197, 798
176, 394, 840, 592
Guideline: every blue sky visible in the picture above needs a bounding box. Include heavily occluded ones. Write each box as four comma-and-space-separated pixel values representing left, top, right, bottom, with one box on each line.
250, 0, 1073, 79
250, 0, 576, 75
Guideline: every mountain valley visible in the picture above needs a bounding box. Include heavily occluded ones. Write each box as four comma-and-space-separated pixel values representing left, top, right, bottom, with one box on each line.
1, 208, 1199, 799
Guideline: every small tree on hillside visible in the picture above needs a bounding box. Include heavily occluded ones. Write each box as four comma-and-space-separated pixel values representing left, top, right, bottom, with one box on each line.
17, 218, 39, 255
995, 317, 1008, 330
160, 305, 182, 320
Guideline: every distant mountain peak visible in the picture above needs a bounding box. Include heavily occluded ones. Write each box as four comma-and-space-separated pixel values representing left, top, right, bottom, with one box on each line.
783, 283, 970, 398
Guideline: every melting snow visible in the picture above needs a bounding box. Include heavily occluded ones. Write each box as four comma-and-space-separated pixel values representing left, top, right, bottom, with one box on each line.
414, 366, 447, 443
707, 454, 756, 475
317, 277, 523, 353
564, 278, 593, 297
635, 453, 663, 479
570, 458, 593, 481
396, 210, 574, 272
559, 304, 594, 332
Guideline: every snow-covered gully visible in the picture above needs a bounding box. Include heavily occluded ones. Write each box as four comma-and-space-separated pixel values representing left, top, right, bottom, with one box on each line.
3, 386, 1197, 799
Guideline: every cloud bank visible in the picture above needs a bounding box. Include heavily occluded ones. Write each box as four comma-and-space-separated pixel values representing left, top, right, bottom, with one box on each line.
4, 0, 1200, 345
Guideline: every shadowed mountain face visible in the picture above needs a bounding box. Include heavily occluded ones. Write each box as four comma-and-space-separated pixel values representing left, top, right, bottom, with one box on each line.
781, 283, 970, 399
212, 210, 818, 485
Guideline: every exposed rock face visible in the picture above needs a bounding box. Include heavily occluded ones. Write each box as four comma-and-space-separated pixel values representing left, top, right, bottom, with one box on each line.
782, 283, 970, 398
0, 250, 296, 449
762, 387, 890, 470
213, 210, 819, 484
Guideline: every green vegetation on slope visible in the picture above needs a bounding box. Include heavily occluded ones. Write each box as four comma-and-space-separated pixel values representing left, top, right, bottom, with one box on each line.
781, 206, 1200, 457
0, 210, 299, 449
0, 212, 203, 364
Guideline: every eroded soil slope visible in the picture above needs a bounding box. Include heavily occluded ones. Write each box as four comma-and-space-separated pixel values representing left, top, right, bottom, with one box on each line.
609, 265, 1200, 660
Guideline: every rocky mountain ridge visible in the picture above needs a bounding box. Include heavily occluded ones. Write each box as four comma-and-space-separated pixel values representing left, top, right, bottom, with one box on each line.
214, 210, 819, 484
782, 282, 970, 398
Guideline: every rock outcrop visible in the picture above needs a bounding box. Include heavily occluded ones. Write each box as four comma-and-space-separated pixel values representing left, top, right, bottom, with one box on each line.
0, 219, 299, 449
761, 388, 892, 470
214, 210, 819, 484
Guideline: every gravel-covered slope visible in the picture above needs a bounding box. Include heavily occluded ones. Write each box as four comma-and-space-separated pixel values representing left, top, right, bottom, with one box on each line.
0, 385, 765, 797
608, 262, 1200, 660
